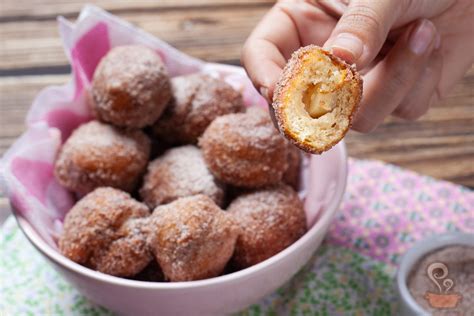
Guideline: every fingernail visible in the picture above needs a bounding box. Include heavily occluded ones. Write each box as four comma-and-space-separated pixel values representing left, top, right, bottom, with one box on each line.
409, 20, 436, 55
329, 33, 364, 64
260, 87, 270, 102
434, 34, 441, 50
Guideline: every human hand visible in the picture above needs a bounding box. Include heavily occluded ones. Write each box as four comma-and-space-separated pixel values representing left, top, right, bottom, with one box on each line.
241, 0, 474, 132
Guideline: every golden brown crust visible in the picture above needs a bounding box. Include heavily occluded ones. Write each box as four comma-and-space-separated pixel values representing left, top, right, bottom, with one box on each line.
273, 45, 363, 154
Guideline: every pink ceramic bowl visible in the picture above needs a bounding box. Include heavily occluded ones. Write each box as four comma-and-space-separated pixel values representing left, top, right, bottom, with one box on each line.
14, 141, 347, 315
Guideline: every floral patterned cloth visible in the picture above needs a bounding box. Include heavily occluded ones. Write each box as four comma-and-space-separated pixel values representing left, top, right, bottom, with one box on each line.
1, 158, 472, 315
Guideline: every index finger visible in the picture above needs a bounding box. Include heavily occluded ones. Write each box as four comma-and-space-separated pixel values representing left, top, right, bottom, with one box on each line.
241, 1, 337, 101
241, 5, 299, 101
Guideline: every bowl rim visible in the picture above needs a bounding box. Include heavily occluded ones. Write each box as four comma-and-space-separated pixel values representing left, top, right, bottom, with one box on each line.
396, 232, 474, 315
13, 141, 348, 290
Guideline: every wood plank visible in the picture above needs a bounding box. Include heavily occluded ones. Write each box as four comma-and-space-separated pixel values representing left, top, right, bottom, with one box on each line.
0, 0, 274, 20
345, 70, 474, 187
0, 6, 269, 71
1, 72, 473, 188
0, 75, 69, 154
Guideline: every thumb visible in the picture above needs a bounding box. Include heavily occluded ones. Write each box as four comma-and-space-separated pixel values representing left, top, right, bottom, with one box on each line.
324, 0, 405, 69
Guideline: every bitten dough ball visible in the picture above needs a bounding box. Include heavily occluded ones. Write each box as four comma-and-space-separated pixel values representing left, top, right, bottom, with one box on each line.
273, 45, 362, 154
227, 184, 307, 269
148, 195, 239, 281
152, 73, 244, 144
199, 108, 288, 188
91, 45, 172, 128
59, 188, 152, 277
139, 145, 224, 208
54, 121, 150, 195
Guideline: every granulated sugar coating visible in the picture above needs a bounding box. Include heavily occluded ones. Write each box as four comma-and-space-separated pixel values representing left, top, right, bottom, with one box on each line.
152, 73, 244, 144
59, 188, 152, 277
91, 45, 171, 128
54, 121, 150, 195
91, 218, 153, 277
139, 145, 224, 208
227, 184, 307, 269
148, 195, 240, 282
199, 107, 288, 188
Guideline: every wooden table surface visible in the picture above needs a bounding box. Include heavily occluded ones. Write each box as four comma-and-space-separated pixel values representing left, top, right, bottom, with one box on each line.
0, 0, 473, 215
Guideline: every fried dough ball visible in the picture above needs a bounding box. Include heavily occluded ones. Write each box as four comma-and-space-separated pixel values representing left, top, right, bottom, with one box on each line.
148, 195, 239, 281
59, 188, 152, 277
227, 184, 307, 269
91, 45, 171, 128
273, 45, 362, 154
54, 121, 150, 195
139, 145, 224, 208
152, 73, 244, 144
199, 108, 288, 188
282, 143, 302, 190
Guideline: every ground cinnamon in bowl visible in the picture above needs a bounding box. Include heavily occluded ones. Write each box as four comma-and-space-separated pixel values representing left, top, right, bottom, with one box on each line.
407, 245, 474, 316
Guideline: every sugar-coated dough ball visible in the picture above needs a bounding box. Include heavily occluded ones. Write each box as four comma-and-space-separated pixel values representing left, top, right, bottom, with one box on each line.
59, 187, 152, 277
91, 45, 171, 128
54, 120, 150, 195
199, 108, 288, 188
148, 195, 239, 281
153, 73, 244, 144
139, 145, 224, 208
227, 184, 307, 269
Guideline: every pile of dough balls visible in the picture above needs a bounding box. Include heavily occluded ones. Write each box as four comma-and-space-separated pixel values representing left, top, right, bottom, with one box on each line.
55, 45, 307, 282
